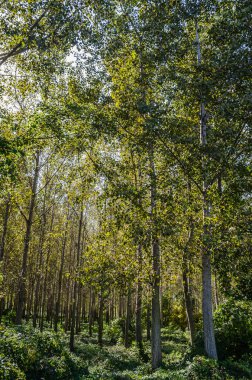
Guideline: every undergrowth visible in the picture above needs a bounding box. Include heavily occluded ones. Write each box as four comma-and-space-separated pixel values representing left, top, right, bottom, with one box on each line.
0, 322, 252, 379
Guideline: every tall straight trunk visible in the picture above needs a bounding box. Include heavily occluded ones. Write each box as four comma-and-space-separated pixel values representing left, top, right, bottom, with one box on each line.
64, 277, 71, 332
124, 287, 131, 348
70, 209, 83, 352
119, 292, 123, 318
196, 24, 218, 359
149, 145, 162, 369
0, 195, 10, 321
98, 290, 104, 348
16, 151, 40, 324
54, 219, 68, 332
135, 244, 143, 353
33, 192, 47, 328
106, 304, 110, 325
146, 302, 151, 341
88, 287, 94, 337
151, 239, 162, 369
76, 284, 82, 334
0, 195, 10, 261
182, 251, 195, 344
40, 208, 55, 332
182, 186, 195, 344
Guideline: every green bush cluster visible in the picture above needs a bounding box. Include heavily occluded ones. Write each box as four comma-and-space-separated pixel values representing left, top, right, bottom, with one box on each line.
0, 354, 26, 380
104, 318, 124, 344
214, 299, 252, 360
0, 324, 88, 379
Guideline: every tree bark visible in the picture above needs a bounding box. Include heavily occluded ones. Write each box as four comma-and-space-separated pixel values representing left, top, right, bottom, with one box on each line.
98, 290, 104, 348
16, 151, 40, 324
146, 302, 151, 341
70, 208, 83, 351
196, 23, 218, 359
0, 195, 10, 321
151, 238, 162, 369
149, 145, 162, 369
182, 252, 195, 344
124, 286, 131, 348
0, 195, 10, 261
135, 244, 143, 354
54, 218, 68, 332
33, 190, 47, 328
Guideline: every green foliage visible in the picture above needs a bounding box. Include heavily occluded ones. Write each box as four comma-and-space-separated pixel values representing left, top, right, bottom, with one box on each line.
1, 322, 252, 380
185, 356, 230, 380
214, 300, 252, 359
0, 354, 26, 380
104, 318, 124, 344
0, 324, 88, 379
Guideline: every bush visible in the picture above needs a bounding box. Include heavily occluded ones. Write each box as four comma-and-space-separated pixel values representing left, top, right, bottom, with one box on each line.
0, 354, 26, 380
104, 319, 124, 344
214, 299, 252, 359
0, 324, 89, 379
185, 356, 230, 380
0, 326, 34, 372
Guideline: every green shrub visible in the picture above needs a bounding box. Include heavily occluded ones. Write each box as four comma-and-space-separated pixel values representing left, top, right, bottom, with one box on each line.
104, 319, 124, 344
30, 329, 64, 356
214, 299, 252, 359
0, 327, 34, 372
222, 357, 252, 379
185, 356, 230, 380
0, 354, 26, 380
0, 325, 89, 380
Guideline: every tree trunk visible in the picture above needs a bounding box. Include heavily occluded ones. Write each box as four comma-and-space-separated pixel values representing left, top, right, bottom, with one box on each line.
135, 244, 144, 355
54, 219, 68, 332
16, 151, 40, 324
196, 23, 217, 359
147, 302, 151, 341
124, 286, 131, 348
151, 238, 162, 369
98, 290, 104, 348
202, 195, 218, 359
88, 287, 94, 337
33, 192, 47, 328
182, 201, 195, 344
70, 209, 83, 351
0, 195, 10, 321
182, 254, 195, 344
0, 195, 10, 261
149, 145, 162, 369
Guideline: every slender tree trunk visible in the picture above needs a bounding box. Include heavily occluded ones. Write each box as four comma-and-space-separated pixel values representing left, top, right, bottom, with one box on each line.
0, 195, 10, 261
54, 219, 68, 332
182, 253, 195, 344
64, 277, 70, 332
98, 290, 104, 348
196, 24, 217, 359
76, 284, 82, 334
88, 287, 94, 337
151, 238, 162, 369
0, 195, 10, 321
135, 244, 144, 355
40, 208, 55, 332
16, 151, 40, 324
124, 286, 131, 348
149, 145, 162, 369
33, 194, 47, 328
70, 209, 83, 351
182, 196, 195, 344
147, 302, 151, 341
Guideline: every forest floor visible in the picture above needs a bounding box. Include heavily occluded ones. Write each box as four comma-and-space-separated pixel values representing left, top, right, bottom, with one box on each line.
1, 321, 252, 379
